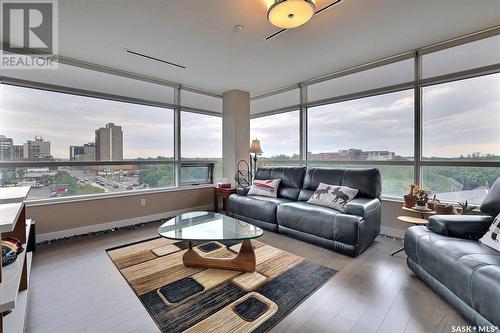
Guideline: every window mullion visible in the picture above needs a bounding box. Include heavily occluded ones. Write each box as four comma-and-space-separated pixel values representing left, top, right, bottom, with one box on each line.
300, 84, 308, 165
414, 51, 422, 186
174, 87, 181, 187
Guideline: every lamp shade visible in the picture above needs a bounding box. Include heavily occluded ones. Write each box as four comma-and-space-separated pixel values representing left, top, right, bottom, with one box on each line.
249, 139, 263, 155
267, 0, 316, 29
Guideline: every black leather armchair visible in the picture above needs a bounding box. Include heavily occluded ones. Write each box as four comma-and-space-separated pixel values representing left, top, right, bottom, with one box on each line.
404, 177, 500, 328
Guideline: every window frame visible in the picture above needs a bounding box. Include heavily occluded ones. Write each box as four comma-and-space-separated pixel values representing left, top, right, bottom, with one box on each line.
0, 77, 223, 203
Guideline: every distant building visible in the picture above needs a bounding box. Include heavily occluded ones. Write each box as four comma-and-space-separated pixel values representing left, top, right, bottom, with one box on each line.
23, 137, 51, 160
70, 142, 96, 161
12, 145, 24, 160
346, 149, 363, 160
69, 146, 84, 160
361, 150, 395, 161
308, 148, 396, 161
95, 123, 123, 161
0, 135, 13, 161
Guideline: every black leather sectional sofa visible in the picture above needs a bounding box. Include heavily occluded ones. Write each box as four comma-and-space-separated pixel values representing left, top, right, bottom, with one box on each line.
405, 177, 500, 328
228, 167, 382, 257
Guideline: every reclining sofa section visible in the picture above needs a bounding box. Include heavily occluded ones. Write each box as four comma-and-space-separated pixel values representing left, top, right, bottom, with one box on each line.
228, 167, 382, 257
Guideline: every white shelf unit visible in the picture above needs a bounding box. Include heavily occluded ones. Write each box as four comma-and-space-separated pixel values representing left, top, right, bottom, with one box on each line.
0, 188, 33, 332
3, 252, 32, 333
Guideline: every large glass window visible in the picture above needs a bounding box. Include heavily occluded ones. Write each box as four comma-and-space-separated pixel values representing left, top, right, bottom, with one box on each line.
0, 83, 222, 200
250, 111, 300, 160
308, 89, 414, 161
0, 164, 175, 200
250, 89, 300, 115
180, 111, 222, 180
306, 163, 414, 197
0, 84, 178, 200
422, 73, 500, 161
180, 90, 222, 113
1, 62, 176, 104
307, 59, 414, 102
422, 35, 500, 79
0, 84, 174, 161
180, 112, 222, 159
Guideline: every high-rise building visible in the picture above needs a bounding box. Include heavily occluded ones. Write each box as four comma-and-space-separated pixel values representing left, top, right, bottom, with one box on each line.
23, 137, 51, 160
95, 123, 123, 161
69, 146, 84, 160
12, 145, 24, 160
70, 142, 96, 161
0, 135, 13, 161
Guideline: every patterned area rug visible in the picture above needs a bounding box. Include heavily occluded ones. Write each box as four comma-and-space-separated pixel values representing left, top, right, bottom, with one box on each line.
106, 237, 337, 333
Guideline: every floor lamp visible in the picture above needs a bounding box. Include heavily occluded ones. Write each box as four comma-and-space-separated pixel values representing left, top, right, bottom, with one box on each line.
249, 139, 263, 181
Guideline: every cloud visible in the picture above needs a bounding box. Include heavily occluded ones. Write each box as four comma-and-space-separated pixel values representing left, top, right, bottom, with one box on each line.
0, 85, 188, 159
251, 111, 300, 157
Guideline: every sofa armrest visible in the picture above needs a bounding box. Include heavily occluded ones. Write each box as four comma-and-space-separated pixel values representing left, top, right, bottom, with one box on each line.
342, 197, 381, 217
427, 215, 493, 240
236, 186, 250, 196
342, 197, 382, 255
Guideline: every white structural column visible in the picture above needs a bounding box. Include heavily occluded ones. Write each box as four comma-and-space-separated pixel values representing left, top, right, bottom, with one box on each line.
222, 90, 250, 185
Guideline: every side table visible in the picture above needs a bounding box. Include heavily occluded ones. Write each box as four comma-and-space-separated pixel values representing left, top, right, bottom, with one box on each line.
391, 206, 435, 256
214, 187, 236, 215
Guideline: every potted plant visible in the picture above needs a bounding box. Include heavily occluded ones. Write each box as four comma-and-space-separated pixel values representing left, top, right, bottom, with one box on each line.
415, 189, 430, 210
404, 184, 418, 208
434, 202, 455, 215
427, 194, 440, 210
458, 201, 477, 215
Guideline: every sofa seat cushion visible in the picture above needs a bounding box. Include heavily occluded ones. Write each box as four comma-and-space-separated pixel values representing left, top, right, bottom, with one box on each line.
228, 194, 292, 224
277, 202, 363, 244
405, 226, 500, 317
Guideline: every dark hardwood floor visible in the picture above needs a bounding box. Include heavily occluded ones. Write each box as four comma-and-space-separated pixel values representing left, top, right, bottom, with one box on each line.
25, 221, 468, 333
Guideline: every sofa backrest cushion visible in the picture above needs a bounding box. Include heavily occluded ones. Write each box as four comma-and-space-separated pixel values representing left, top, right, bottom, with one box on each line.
298, 168, 344, 201
298, 168, 382, 201
255, 167, 306, 201
342, 168, 382, 199
480, 176, 500, 217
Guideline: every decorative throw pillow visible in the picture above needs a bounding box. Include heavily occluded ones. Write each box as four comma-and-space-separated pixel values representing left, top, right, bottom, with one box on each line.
307, 183, 359, 211
479, 213, 500, 252
247, 179, 281, 198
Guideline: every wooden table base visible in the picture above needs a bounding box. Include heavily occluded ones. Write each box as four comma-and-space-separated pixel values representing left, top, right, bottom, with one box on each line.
183, 240, 256, 272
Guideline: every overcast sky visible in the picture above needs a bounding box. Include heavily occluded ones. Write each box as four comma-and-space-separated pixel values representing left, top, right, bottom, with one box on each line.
0, 84, 222, 159
0, 73, 498, 160
251, 73, 499, 158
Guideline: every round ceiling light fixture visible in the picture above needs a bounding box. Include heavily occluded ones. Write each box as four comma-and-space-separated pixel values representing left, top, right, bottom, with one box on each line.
267, 0, 316, 29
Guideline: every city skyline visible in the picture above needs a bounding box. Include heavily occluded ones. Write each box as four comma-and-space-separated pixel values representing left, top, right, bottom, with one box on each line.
0, 122, 125, 162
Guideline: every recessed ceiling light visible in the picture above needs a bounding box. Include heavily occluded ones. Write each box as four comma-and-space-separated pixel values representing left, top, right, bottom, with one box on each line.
234, 24, 245, 32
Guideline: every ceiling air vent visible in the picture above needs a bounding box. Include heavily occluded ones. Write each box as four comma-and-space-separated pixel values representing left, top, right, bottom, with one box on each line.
124, 49, 186, 69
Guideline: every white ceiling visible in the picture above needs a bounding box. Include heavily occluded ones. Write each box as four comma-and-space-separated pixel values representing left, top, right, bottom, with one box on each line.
8, 0, 500, 95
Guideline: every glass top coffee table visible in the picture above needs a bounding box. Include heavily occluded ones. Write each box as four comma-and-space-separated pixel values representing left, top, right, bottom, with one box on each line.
158, 211, 263, 272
